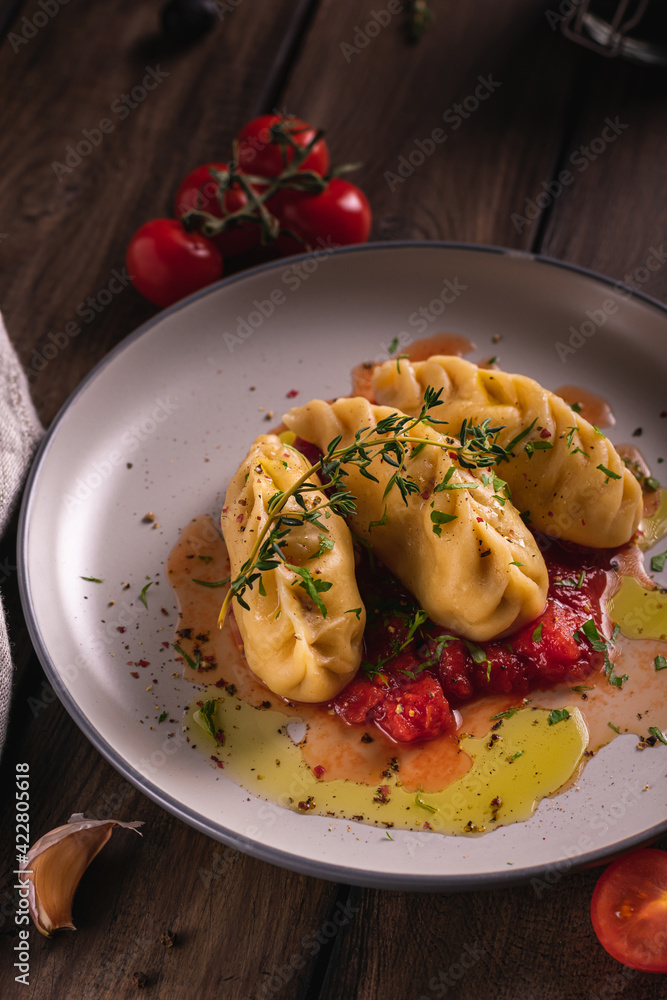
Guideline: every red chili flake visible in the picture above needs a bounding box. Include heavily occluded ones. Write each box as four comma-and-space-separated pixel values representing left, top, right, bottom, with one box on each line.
547, 511, 554, 518
127, 660, 134, 665
137, 659, 150, 668
210, 755, 217, 761
423, 821, 433, 830
286, 389, 299, 398
540, 428, 551, 438
221, 506, 229, 514
476, 517, 484, 523
448, 451, 458, 460
130, 671, 140, 679
313, 765, 326, 779
216, 761, 224, 769
117, 626, 126, 633
161, 641, 170, 648
421, 491, 430, 500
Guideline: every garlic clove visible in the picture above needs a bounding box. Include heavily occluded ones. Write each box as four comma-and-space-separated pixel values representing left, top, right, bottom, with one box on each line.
19, 813, 143, 937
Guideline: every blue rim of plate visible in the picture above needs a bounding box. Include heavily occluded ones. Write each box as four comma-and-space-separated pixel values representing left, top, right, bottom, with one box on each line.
17, 240, 667, 890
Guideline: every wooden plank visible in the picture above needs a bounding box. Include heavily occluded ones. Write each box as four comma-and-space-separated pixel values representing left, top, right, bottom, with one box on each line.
278, 0, 581, 248
540, 55, 667, 302
321, 870, 667, 1000
0, 0, 316, 426
0, 691, 345, 1000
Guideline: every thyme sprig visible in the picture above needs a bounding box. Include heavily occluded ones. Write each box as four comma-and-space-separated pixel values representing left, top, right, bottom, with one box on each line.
219, 389, 511, 626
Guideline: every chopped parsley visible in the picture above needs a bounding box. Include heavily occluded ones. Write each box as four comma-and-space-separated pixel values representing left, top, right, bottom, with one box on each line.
548, 708, 570, 726
525, 440, 554, 458
430, 510, 458, 536
532, 622, 543, 643
650, 550, 667, 573
80, 575, 103, 583
388, 336, 400, 355
286, 564, 332, 617
345, 607, 363, 620
199, 699, 217, 738
313, 534, 335, 557
570, 401, 582, 413
415, 790, 438, 813
158, 711, 167, 723
648, 727, 667, 746
139, 582, 153, 607
173, 642, 201, 671
580, 618, 627, 687
490, 707, 518, 720
597, 464, 622, 483
655, 655, 667, 671
198, 555, 213, 564
608, 722, 620, 734
192, 576, 230, 588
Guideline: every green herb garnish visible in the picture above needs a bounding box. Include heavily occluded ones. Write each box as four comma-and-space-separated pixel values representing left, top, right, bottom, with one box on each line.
139, 582, 153, 607
158, 711, 167, 723
173, 642, 201, 671
651, 551, 667, 573
608, 722, 620, 734
532, 622, 543, 642
655, 655, 667, 671
597, 464, 622, 483
80, 576, 103, 583
199, 699, 217, 738
548, 708, 570, 726
649, 727, 667, 746
192, 576, 230, 588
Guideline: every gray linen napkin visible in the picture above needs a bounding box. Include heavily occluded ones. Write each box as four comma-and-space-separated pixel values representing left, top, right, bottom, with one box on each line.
0, 314, 43, 754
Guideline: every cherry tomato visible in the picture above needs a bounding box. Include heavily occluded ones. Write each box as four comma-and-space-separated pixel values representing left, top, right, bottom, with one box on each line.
126, 219, 223, 308
591, 848, 667, 971
236, 114, 330, 179
174, 163, 262, 258
272, 179, 371, 255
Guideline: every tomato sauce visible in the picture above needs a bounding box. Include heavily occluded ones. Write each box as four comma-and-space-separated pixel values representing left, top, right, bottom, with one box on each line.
332, 541, 610, 744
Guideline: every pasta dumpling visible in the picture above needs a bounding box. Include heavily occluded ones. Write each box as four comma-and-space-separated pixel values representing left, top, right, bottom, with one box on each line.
284, 397, 548, 642
372, 354, 643, 548
220, 435, 365, 702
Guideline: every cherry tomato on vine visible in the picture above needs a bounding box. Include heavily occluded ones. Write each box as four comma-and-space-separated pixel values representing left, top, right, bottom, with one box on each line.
236, 114, 330, 179
591, 848, 667, 972
174, 163, 262, 258
271, 178, 371, 255
126, 219, 223, 308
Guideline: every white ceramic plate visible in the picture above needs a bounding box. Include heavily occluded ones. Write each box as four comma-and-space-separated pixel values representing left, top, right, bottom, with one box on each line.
18, 243, 667, 890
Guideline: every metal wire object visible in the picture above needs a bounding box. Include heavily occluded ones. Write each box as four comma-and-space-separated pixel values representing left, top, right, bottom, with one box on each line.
562, 0, 667, 64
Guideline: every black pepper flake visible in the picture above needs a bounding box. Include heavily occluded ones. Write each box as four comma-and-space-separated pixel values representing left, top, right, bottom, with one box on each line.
632, 427, 643, 437
160, 929, 176, 948
361, 732, 374, 743
131, 972, 148, 988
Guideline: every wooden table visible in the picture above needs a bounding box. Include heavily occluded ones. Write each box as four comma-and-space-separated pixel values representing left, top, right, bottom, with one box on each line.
1, 2, 666, 997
